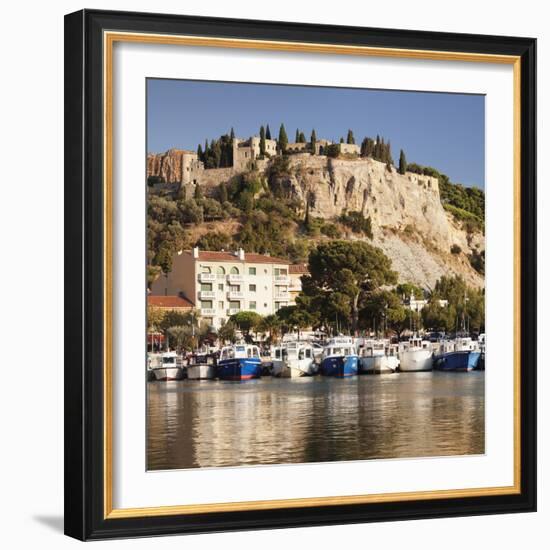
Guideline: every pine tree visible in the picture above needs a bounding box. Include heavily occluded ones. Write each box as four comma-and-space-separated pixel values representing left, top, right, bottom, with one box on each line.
398, 149, 407, 175
310, 129, 317, 155
259, 125, 266, 156
278, 124, 288, 153
347, 129, 355, 144
266, 124, 271, 140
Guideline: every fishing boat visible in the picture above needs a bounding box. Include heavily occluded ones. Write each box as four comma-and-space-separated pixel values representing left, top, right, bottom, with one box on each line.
319, 336, 359, 378
434, 336, 481, 371
359, 340, 399, 374
398, 337, 433, 372
187, 352, 217, 380
146, 352, 161, 381
216, 344, 262, 381
150, 351, 184, 381
271, 341, 317, 378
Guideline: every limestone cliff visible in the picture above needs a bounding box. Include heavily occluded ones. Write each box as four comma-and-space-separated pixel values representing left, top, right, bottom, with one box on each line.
147, 149, 189, 183
275, 155, 485, 289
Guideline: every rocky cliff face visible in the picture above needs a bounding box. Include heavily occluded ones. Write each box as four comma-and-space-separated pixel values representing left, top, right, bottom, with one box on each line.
277, 155, 485, 289
147, 149, 187, 183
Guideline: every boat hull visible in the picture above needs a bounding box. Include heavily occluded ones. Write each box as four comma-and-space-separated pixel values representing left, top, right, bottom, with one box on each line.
320, 355, 358, 377
436, 351, 481, 372
272, 359, 317, 378
151, 367, 183, 381
399, 350, 433, 372
360, 355, 399, 374
187, 364, 216, 380
217, 358, 262, 381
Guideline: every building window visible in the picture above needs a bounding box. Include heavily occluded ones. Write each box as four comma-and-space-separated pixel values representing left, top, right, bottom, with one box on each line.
248, 267, 256, 275
201, 300, 213, 309
201, 283, 212, 291
229, 285, 240, 292
229, 301, 240, 310
249, 284, 256, 292
264, 303, 268, 308
216, 266, 225, 277
274, 268, 288, 276
218, 301, 224, 310
218, 283, 224, 291
230, 266, 239, 274
275, 302, 281, 311
249, 301, 257, 310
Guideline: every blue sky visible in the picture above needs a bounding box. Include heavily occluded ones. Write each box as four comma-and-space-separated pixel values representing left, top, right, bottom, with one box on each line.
147, 79, 485, 188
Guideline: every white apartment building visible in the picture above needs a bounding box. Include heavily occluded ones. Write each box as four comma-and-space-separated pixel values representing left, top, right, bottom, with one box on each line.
151, 247, 292, 328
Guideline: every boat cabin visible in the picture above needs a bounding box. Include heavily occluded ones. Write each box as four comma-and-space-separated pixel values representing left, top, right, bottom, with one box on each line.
220, 344, 261, 361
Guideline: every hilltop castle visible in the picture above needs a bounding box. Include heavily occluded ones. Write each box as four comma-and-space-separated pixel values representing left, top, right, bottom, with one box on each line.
146, 134, 362, 189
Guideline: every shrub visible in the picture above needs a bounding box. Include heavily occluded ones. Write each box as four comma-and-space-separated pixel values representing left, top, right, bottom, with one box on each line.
321, 222, 343, 239
451, 244, 462, 254
339, 211, 373, 238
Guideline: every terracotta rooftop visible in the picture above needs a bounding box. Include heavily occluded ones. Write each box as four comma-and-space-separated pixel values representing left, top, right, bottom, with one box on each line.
148, 295, 194, 309
289, 263, 309, 274
184, 249, 289, 265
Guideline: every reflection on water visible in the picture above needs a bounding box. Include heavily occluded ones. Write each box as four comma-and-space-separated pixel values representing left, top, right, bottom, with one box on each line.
147, 372, 484, 470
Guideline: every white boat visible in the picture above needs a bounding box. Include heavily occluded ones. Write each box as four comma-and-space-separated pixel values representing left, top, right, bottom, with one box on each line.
186, 353, 217, 380
151, 351, 184, 381
359, 340, 399, 374
398, 337, 433, 372
187, 364, 216, 380
272, 341, 317, 378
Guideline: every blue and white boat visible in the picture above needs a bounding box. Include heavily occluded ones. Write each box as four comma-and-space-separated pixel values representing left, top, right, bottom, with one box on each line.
434, 336, 481, 372
217, 344, 262, 381
319, 337, 359, 378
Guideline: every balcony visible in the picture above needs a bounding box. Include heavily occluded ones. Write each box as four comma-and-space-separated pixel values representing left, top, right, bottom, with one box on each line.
227, 308, 241, 316
227, 274, 244, 283
274, 275, 290, 284
200, 308, 216, 316
275, 292, 290, 300
199, 290, 216, 299
198, 272, 216, 282
227, 291, 244, 300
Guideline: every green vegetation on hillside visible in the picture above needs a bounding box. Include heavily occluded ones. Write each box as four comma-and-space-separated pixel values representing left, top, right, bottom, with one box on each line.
406, 162, 485, 231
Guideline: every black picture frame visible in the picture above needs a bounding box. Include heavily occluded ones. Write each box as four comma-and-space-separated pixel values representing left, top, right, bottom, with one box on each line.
64, 9, 536, 541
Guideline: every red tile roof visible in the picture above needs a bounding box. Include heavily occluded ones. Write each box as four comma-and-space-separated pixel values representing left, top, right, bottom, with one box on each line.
148, 295, 194, 309
184, 250, 289, 265
289, 263, 309, 274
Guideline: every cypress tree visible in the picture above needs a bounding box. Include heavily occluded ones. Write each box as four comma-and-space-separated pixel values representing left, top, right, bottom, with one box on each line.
346, 129, 355, 144
194, 183, 203, 200
310, 129, 317, 155
259, 125, 266, 156
398, 149, 407, 175
230, 127, 235, 141
295, 128, 300, 143
266, 124, 272, 140
298, 131, 306, 143
340, 137, 344, 144
197, 143, 203, 162
278, 123, 288, 153
219, 182, 228, 203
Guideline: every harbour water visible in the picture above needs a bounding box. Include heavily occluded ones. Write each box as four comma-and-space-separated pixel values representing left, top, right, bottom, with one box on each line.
147, 372, 484, 470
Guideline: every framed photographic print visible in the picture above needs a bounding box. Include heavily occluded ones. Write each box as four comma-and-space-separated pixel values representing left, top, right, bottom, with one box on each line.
64, 9, 536, 540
